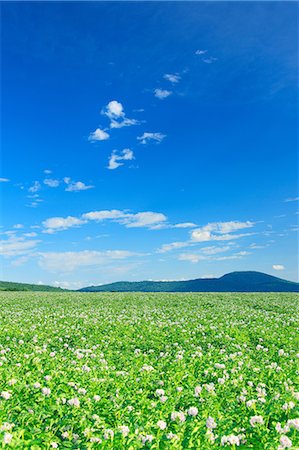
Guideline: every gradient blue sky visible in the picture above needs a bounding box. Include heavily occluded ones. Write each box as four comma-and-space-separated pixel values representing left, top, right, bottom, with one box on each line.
1, 1, 298, 288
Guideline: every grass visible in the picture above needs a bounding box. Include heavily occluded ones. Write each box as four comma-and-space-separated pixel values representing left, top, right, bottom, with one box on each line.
0, 292, 298, 449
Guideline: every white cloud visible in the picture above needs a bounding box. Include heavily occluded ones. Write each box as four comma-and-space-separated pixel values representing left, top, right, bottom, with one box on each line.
157, 241, 189, 253
0, 236, 39, 257
44, 169, 52, 174
191, 221, 254, 242
23, 232, 37, 237
88, 128, 110, 142
124, 212, 167, 229
102, 100, 139, 129
64, 178, 94, 192
178, 250, 249, 263
273, 264, 285, 271
43, 209, 167, 233
28, 181, 41, 193
163, 73, 181, 84
154, 89, 172, 99
44, 178, 60, 188
137, 132, 166, 145
0, 178, 10, 182
38, 249, 139, 272
195, 49, 207, 55
173, 222, 197, 228
53, 280, 86, 290
178, 253, 206, 263
285, 197, 299, 202
202, 57, 217, 64
110, 118, 139, 129
42, 216, 86, 233
13, 224, 24, 229
83, 210, 126, 221
103, 100, 124, 119
200, 245, 232, 255
108, 149, 134, 170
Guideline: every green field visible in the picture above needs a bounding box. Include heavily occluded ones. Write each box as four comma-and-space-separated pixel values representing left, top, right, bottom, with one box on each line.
0, 292, 298, 449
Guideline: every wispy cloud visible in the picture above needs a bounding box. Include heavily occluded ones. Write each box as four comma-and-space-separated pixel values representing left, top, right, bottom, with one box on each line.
191, 221, 254, 242
178, 250, 249, 264
273, 264, 285, 270
163, 73, 181, 84
28, 181, 41, 193
0, 235, 40, 257
88, 128, 110, 142
44, 178, 60, 188
42, 216, 86, 233
0, 178, 10, 182
108, 149, 134, 170
195, 49, 207, 55
154, 89, 172, 99
64, 177, 94, 192
284, 197, 299, 202
42, 209, 168, 234
38, 249, 141, 272
102, 100, 139, 129
137, 132, 166, 145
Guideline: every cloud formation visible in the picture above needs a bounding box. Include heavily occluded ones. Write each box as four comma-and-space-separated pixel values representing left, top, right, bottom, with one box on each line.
64, 177, 94, 192
273, 264, 285, 270
44, 179, 60, 188
163, 73, 181, 84
154, 89, 172, 99
191, 221, 254, 242
38, 249, 140, 272
108, 149, 134, 170
137, 132, 166, 145
88, 128, 110, 142
0, 235, 40, 257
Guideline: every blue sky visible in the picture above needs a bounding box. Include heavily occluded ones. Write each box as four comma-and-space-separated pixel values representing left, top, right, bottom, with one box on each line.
1, 2, 298, 288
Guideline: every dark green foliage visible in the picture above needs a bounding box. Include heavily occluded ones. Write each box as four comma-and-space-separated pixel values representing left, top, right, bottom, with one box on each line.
0, 281, 65, 292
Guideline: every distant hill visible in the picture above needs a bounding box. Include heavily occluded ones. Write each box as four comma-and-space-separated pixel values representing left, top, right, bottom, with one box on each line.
0, 281, 65, 292
79, 271, 299, 293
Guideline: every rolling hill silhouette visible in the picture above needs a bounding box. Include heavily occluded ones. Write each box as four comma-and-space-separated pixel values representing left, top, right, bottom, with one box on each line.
79, 271, 299, 293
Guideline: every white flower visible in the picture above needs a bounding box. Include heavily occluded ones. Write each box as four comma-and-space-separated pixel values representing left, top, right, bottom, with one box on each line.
68, 398, 80, 407
279, 435, 292, 449
103, 429, 114, 439
82, 364, 91, 372
159, 395, 168, 403
278, 349, 285, 356
206, 417, 217, 429
50, 443, 58, 448
157, 420, 167, 430
93, 395, 101, 402
155, 389, 165, 397
171, 411, 186, 422
1, 391, 11, 400
118, 425, 130, 436
3, 433, 13, 444
166, 432, 178, 440
8, 379, 17, 386
250, 415, 264, 427
288, 418, 299, 430
78, 388, 86, 395
0, 423, 14, 432
194, 385, 202, 397
187, 406, 198, 417
41, 387, 51, 396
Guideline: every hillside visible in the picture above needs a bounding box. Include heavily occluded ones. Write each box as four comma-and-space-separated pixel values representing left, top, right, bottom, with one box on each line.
79, 271, 299, 293
0, 281, 65, 292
